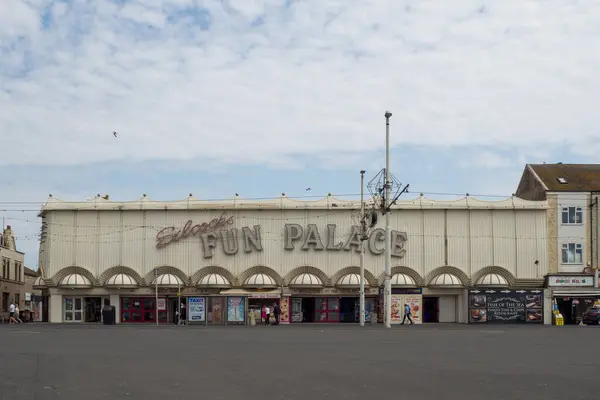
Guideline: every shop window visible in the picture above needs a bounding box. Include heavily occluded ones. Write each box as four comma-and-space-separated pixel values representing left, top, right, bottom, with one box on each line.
2, 257, 8, 279
562, 243, 583, 264
14, 262, 22, 282
562, 206, 583, 224
2, 292, 9, 312
121, 297, 167, 323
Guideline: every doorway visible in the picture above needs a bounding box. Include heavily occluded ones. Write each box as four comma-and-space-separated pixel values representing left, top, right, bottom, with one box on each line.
64, 296, 83, 322
84, 297, 103, 322
423, 297, 439, 323
302, 298, 315, 322
340, 297, 358, 322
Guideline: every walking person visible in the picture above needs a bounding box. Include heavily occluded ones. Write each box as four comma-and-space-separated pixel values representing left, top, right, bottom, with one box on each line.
9, 302, 18, 324
261, 306, 267, 325
14, 305, 23, 323
402, 303, 414, 325
273, 302, 281, 325
264, 305, 271, 325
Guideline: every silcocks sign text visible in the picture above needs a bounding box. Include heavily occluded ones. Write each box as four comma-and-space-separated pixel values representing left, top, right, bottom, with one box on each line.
156, 213, 407, 259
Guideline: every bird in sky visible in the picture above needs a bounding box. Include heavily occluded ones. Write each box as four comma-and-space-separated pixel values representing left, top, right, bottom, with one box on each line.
306, 188, 311, 191
113, 131, 118, 137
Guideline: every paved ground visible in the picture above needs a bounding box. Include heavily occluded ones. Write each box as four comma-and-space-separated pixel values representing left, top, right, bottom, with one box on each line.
0, 324, 597, 400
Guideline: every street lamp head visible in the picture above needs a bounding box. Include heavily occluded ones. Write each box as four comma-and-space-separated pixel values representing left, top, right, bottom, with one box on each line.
384, 111, 392, 119
360, 170, 366, 174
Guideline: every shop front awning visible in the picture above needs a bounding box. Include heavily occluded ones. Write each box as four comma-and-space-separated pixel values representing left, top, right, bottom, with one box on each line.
219, 289, 281, 298
552, 290, 600, 297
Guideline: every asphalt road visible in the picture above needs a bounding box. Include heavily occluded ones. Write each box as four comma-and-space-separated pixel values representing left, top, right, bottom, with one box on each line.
0, 323, 597, 400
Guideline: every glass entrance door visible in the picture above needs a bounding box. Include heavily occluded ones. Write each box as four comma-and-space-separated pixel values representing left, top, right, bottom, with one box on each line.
315, 297, 340, 322
64, 296, 83, 322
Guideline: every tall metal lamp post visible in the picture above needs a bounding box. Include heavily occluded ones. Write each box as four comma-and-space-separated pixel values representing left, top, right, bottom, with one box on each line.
384, 111, 392, 329
359, 170, 366, 327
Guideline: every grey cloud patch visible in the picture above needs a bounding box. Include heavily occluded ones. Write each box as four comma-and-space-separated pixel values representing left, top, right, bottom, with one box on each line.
1, 0, 599, 167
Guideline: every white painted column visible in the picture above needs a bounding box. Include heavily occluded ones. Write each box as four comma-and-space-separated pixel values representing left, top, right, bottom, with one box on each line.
49, 294, 62, 323
110, 295, 120, 324
543, 289, 553, 325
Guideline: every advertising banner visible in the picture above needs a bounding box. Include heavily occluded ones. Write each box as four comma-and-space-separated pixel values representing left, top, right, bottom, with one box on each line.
188, 297, 206, 322
390, 294, 422, 324
469, 289, 543, 324
279, 296, 290, 323
157, 298, 166, 311
227, 297, 245, 322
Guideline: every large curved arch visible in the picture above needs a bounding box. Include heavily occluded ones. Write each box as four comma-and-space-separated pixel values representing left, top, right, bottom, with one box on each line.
238, 266, 283, 286
331, 266, 377, 287
283, 266, 331, 286
98, 266, 145, 286
471, 266, 516, 287
426, 266, 471, 287
191, 266, 238, 286
379, 266, 426, 287
49, 266, 98, 287
143, 266, 190, 286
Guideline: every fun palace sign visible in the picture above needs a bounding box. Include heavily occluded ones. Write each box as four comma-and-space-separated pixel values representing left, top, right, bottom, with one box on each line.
155, 213, 407, 259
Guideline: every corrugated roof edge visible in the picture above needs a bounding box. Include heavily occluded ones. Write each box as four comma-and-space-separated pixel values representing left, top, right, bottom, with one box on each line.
39, 194, 549, 211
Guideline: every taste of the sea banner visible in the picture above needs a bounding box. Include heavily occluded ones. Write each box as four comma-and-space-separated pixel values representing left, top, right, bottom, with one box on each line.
469, 289, 543, 324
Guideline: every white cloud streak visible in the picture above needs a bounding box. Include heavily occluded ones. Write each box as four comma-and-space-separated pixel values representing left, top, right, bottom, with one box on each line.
1, 0, 599, 167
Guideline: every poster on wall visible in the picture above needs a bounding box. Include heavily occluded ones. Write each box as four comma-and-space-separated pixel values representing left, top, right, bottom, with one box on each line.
188, 297, 206, 322
390, 295, 403, 323
279, 296, 290, 323
404, 295, 422, 324
227, 297, 245, 322
469, 289, 543, 324
390, 295, 423, 324
157, 298, 166, 311
211, 298, 223, 323
291, 298, 303, 322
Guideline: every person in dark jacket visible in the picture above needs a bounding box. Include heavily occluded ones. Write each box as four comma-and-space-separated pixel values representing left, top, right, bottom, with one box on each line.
273, 302, 281, 325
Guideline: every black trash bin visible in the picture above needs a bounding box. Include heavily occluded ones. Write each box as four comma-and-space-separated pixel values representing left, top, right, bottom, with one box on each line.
102, 300, 116, 325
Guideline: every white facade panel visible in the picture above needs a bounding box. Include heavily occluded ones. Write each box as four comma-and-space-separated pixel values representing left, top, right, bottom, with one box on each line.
470, 211, 494, 273
39, 195, 549, 288
446, 211, 469, 274
515, 212, 540, 279
493, 210, 517, 276
438, 296, 457, 323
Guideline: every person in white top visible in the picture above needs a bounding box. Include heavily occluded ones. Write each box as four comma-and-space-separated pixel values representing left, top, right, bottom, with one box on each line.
264, 306, 271, 325
9, 302, 17, 324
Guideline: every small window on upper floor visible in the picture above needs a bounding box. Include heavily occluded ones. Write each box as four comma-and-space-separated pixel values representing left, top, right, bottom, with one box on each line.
562, 206, 583, 224
562, 243, 583, 264
557, 177, 568, 184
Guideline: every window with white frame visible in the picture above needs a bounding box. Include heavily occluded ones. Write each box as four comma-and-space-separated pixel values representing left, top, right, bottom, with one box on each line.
561, 206, 583, 224
562, 243, 583, 264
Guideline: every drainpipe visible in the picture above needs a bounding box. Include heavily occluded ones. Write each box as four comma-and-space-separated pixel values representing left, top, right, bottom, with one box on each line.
591, 195, 598, 269
593, 194, 600, 288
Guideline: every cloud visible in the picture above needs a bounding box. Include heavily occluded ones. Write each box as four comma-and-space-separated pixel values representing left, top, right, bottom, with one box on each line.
1, 0, 599, 170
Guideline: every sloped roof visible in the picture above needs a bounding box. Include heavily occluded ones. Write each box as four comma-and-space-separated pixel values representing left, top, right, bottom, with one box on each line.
39, 193, 548, 211
529, 164, 600, 192
24, 267, 39, 277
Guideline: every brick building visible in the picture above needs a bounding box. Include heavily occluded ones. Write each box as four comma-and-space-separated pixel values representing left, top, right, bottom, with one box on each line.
0, 225, 26, 320
516, 163, 600, 324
